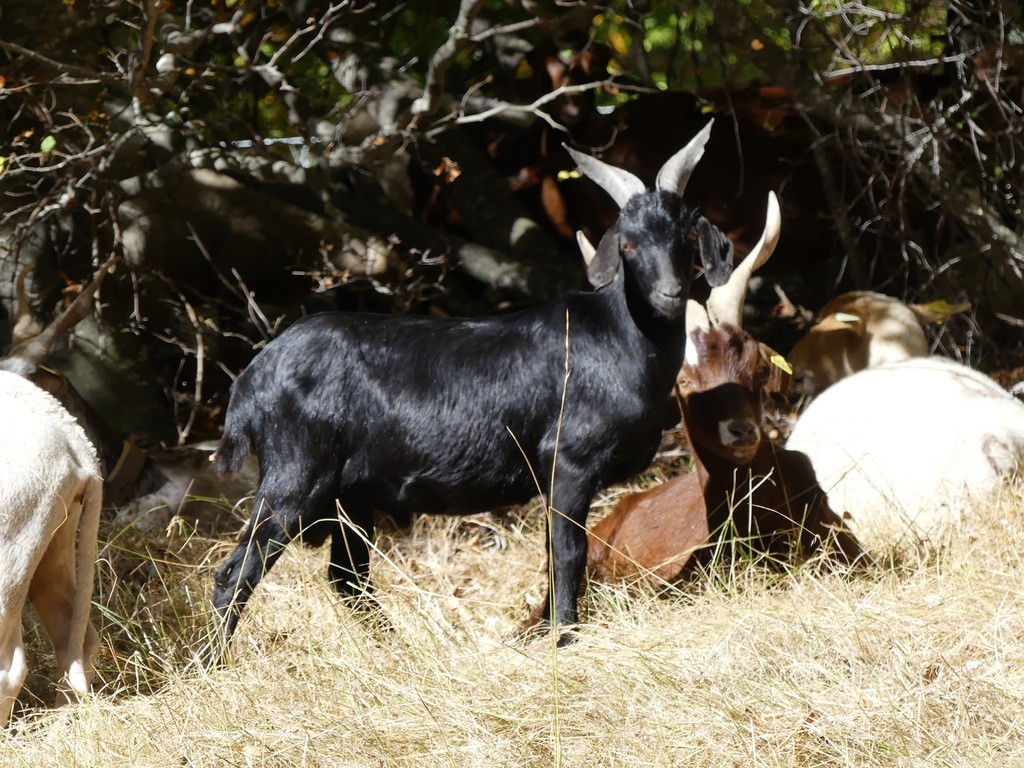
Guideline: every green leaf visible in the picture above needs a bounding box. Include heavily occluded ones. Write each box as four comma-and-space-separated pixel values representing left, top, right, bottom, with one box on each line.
770, 354, 793, 375
922, 300, 951, 314
40, 135, 57, 154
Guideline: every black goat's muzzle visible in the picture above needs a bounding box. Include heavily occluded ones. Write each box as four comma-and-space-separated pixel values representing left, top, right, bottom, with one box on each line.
651, 276, 688, 317
652, 291, 687, 318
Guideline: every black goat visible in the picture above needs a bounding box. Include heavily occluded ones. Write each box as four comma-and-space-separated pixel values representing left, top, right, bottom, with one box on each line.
205, 121, 756, 661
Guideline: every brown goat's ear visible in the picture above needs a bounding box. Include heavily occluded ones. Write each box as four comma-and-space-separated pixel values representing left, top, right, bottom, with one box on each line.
586, 229, 621, 289
760, 343, 793, 398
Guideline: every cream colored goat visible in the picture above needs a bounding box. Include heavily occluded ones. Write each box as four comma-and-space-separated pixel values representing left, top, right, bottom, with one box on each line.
787, 356, 1024, 541
788, 291, 969, 394
0, 371, 102, 726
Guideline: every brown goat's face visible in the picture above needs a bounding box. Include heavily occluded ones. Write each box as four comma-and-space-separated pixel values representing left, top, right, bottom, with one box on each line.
678, 324, 782, 465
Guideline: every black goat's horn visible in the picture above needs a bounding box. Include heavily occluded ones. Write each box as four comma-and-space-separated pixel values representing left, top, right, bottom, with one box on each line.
655, 119, 714, 197
564, 145, 645, 209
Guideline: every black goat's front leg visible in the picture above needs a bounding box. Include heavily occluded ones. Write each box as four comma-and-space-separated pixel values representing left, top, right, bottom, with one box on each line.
202, 496, 290, 667
540, 478, 593, 640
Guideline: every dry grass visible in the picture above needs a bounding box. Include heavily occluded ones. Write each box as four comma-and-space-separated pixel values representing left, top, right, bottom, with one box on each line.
2, 478, 1024, 767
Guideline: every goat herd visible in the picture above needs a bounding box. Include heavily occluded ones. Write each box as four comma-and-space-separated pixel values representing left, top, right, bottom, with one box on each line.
2, 121, 1023, 728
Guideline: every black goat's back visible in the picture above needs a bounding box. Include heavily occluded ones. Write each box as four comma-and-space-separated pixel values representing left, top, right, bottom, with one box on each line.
219, 292, 679, 519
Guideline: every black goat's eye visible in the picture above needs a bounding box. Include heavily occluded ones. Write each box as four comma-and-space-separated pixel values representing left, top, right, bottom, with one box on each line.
621, 242, 634, 254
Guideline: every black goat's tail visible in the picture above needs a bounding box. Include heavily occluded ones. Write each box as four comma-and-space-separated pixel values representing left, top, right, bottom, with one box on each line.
212, 408, 252, 475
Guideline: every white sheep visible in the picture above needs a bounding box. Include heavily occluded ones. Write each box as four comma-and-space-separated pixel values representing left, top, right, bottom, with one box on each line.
787, 356, 1024, 541
0, 370, 102, 726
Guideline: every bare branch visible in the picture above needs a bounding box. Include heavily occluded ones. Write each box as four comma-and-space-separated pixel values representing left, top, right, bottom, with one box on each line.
1, 255, 119, 377
410, 0, 488, 120
131, 0, 164, 104
0, 40, 120, 84
450, 79, 611, 132
185, 221, 279, 343
825, 54, 968, 79
162, 280, 205, 445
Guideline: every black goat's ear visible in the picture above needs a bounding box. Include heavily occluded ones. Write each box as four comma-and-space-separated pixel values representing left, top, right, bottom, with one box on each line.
587, 229, 621, 289
694, 216, 734, 288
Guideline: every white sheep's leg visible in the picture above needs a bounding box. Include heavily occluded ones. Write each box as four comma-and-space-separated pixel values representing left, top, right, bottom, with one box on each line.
29, 513, 94, 705
0, 622, 28, 727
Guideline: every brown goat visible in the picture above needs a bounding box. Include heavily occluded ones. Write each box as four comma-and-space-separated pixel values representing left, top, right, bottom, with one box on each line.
587, 321, 862, 586
585, 196, 861, 586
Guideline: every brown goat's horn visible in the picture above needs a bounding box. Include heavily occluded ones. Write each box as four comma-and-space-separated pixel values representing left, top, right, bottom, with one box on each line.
1, 255, 119, 377
656, 119, 714, 197
564, 144, 645, 209
683, 298, 712, 367
705, 191, 781, 328
576, 230, 597, 268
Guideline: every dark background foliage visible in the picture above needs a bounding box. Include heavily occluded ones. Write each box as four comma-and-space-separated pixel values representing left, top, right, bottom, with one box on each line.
1, 0, 1021, 444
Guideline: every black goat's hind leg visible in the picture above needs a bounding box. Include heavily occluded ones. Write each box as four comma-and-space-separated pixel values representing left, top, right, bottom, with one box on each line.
327, 505, 373, 597
202, 497, 290, 666
329, 505, 392, 633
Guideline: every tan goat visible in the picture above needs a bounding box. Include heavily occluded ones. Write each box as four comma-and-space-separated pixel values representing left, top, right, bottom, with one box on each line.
788, 291, 970, 394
